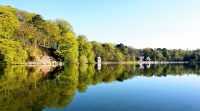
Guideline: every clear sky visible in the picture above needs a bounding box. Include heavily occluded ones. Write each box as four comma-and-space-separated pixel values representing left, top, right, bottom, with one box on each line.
1, 0, 200, 50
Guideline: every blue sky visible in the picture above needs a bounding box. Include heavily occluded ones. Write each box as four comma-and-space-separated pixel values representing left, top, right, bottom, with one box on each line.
1, 0, 200, 50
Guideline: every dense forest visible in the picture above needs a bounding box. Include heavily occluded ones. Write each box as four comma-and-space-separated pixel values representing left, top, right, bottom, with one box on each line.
0, 5, 200, 64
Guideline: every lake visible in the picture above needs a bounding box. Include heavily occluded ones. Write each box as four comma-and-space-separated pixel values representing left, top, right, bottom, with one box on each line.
0, 64, 200, 111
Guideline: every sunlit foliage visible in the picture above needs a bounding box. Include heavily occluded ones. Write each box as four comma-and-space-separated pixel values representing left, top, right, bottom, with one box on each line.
0, 39, 28, 64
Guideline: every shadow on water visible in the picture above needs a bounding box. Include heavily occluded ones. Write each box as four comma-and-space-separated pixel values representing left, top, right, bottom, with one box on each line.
0, 63, 199, 110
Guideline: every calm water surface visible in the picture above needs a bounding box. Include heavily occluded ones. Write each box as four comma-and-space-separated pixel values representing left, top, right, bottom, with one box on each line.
0, 64, 200, 111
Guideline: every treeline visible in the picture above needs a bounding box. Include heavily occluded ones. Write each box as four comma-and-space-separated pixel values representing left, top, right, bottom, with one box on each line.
0, 5, 200, 64
0, 5, 138, 64
142, 48, 200, 62
0, 5, 80, 64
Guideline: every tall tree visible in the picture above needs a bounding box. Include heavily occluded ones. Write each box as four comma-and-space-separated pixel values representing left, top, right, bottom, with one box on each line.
77, 35, 95, 64
43, 20, 61, 48
0, 7, 20, 39
55, 19, 78, 63
14, 23, 34, 47
17, 10, 36, 22
56, 33, 78, 63
29, 14, 45, 30
91, 41, 104, 58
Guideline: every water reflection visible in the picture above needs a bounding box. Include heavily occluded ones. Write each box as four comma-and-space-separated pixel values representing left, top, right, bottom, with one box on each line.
0, 64, 199, 110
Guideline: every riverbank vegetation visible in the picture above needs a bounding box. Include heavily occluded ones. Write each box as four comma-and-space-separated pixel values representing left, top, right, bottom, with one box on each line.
0, 5, 200, 64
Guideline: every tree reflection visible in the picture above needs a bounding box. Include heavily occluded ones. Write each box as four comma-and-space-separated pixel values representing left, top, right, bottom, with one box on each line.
77, 64, 95, 93
0, 65, 78, 111
0, 63, 200, 110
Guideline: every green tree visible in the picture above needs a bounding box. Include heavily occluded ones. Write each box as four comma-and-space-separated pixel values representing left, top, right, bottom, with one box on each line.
0, 7, 20, 39
0, 39, 28, 64
91, 41, 105, 59
143, 48, 153, 58
29, 14, 45, 30
103, 43, 116, 61
0, 6, 18, 16
77, 35, 95, 64
55, 19, 79, 63
14, 22, 34, 47
55, 32, 78, 63
17, 10, 36, 22
154, 50, 165, 61
14, 22, 42, 59
115, 49, 124, 61
43, 20, 61, 47
171, 49, 184, 61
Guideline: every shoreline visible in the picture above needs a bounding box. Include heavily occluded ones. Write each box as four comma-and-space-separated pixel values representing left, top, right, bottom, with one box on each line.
0, 61, 64, 66
101, 61, 189, 65
0, 61, 190, 65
